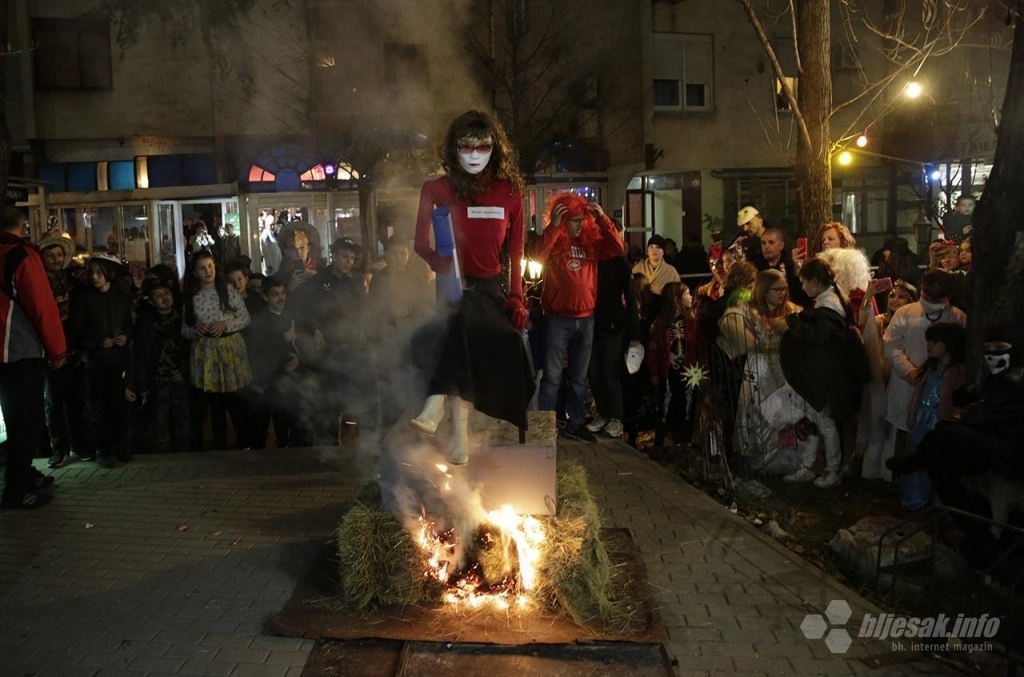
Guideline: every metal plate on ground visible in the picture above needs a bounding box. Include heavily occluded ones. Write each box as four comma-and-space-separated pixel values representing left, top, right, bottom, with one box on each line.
301, 639, 674, 677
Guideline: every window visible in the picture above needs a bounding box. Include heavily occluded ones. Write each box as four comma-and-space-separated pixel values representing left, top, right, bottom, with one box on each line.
32, 17, 112, 89
652, 33, 713, 112
836, 178, 889, 234
776, 76, 798, 112
770, 38, 798, 113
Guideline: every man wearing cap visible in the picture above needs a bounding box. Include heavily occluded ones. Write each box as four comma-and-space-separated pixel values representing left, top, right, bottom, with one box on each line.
38, 235, 88, 468
632, 234, 680, 295
733, 205, 768, 269
1, 207, 67, 509
310, 238, 367, 440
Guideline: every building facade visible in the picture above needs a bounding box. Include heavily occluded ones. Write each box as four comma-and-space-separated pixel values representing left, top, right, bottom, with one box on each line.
4, 0, 1010, 272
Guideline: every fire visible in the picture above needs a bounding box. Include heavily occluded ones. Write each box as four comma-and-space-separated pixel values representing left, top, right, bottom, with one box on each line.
415, 504, 545, 610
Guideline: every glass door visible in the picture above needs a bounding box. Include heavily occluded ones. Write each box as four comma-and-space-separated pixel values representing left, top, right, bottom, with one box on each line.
155, 201, 184, 276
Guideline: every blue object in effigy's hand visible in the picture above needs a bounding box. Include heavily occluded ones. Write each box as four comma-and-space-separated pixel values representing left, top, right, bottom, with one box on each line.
432, 207, 463, 302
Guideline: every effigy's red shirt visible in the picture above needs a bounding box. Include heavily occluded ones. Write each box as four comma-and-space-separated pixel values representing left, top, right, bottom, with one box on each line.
414, 177, 525, 300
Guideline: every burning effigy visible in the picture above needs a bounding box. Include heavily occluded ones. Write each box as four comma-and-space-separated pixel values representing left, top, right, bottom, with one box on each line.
333, 459, 644, 633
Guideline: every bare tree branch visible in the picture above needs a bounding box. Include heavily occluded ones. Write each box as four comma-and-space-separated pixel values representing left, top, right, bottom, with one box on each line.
736, 0, 812, 150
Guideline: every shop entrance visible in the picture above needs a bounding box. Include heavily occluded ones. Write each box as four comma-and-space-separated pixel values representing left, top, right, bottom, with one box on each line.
154, 198, 240, 275
243, 191, 361, 272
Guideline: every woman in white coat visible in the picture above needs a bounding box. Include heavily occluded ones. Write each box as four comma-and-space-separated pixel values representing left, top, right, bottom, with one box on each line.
882, 269, 966, 459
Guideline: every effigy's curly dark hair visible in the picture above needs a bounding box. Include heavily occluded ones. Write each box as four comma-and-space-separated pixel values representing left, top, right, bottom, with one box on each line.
439, 110, 525, 202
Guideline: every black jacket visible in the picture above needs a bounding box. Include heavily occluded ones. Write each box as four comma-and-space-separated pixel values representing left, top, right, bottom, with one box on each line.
67, 285, 133, 368
593, 255, 638, 339
780, 307, 869, 419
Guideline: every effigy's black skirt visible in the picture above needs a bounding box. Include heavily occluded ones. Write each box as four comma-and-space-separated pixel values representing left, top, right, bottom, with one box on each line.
414, 275, 534, 430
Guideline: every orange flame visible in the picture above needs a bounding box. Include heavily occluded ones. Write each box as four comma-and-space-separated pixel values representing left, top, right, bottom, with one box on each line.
415, 505, 545, 609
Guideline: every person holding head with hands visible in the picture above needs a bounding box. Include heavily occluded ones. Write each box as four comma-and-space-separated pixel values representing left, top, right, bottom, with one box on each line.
530, 193, 624, 441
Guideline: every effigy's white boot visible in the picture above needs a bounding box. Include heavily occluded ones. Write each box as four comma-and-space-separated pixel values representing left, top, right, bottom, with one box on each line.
447, 397, 471, 465
410, 394, 446, 435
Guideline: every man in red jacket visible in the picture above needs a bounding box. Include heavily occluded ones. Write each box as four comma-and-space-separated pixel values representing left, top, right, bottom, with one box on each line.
531, 193, 624, 441
1, 207, 68, 508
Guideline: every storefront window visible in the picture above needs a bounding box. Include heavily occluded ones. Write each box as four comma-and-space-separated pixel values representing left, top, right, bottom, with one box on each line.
156, 203, 180, 274
332, 206, 361, 246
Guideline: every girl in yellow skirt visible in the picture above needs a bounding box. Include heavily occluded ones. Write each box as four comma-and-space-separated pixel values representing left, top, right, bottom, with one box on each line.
182, 250, 252, 449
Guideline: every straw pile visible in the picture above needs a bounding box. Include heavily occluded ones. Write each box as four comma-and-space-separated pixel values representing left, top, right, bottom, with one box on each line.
335, 504, 437, 609
532, 460, 610, 625
334, 460, 645, 632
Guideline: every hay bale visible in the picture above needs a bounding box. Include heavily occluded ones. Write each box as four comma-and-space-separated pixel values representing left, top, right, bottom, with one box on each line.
335, 504, 432, 609
331, 459, 646, 633
475, 525, 518, 585
533, 460, 616, 626
553, 460, 601, 535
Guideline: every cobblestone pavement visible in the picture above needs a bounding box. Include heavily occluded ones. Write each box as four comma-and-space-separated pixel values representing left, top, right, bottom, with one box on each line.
0, 439, 963, 677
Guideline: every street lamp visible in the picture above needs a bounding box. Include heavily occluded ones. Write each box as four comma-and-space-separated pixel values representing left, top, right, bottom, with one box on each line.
904, 81, 923, 99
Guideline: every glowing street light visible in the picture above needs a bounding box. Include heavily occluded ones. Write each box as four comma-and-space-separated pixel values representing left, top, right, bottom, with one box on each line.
904, 81, 923, 99
856, 135, 868, 148
837, 151, 852, 165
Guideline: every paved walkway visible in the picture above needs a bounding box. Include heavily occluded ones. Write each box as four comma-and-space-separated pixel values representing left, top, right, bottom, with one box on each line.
1, 438, 961, 677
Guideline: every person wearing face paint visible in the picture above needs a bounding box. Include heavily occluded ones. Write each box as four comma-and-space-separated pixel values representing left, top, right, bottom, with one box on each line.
882, 269, 966, 462
529, 193, 624, 441
886, 333, 1024, 563
410, 110, 535, 465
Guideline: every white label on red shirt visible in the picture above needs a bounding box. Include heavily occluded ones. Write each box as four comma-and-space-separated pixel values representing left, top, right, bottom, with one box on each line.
467, 206, 505, 219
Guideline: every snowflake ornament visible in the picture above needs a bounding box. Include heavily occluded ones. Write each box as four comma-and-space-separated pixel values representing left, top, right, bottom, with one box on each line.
683, 364, 708, 391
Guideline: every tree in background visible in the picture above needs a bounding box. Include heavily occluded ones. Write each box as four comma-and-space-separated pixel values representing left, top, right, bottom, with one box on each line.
736, 0, 985, 237
465, 0, 590, 175
968, 3, 1024, 382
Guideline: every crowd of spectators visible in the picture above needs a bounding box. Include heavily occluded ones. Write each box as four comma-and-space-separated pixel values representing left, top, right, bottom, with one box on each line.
3, 215, 433, 498
4, 197, 1019, 560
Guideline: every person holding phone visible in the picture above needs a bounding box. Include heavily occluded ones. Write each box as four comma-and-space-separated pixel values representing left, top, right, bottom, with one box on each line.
758, 228, 809, 307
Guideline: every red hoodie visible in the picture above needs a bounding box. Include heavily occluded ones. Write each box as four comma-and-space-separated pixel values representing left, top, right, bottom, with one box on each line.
531, 214, 624, 318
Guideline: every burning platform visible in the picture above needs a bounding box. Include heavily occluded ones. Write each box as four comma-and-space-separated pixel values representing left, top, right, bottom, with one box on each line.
265, 408, 664, 658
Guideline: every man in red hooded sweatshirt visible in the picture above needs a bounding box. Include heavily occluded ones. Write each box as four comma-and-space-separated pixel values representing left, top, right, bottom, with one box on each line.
531, 193, 624, 441
1, 207, 67, 509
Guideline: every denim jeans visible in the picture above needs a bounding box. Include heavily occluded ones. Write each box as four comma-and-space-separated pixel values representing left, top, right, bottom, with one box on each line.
539, 315, 595, 430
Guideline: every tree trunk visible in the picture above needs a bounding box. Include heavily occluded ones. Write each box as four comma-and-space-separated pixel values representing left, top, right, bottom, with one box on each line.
0, 0, 12, 201
967, 11, 1024, 384
793, 0, 832, 237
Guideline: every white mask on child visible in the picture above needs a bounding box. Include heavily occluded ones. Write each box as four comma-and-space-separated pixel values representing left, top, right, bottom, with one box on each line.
985, 352, 1011, 375
983, 341, 1012, 375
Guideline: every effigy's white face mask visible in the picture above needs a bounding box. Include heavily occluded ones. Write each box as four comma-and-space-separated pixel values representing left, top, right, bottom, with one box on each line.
457, 137, 493, 175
